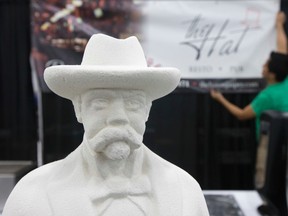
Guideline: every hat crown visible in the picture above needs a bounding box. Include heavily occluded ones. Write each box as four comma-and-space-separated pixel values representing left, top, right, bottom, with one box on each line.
44, 34, 180, 102
81, 34, 147, 67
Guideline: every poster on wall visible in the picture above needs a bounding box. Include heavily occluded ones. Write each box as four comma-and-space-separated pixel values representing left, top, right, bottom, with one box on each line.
141, 0, 280, 92
30, 0, 142, 92
31, 0, 280, 93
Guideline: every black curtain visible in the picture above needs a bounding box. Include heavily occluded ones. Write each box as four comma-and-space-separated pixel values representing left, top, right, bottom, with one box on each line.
0, 0, 37, 160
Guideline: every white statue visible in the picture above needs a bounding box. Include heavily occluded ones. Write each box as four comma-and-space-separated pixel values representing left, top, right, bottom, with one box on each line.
3, 34, 209, 216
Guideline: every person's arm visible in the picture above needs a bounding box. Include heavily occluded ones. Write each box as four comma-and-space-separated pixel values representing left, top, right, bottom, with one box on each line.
276, 12, 287, 54
210, 89, 255, 121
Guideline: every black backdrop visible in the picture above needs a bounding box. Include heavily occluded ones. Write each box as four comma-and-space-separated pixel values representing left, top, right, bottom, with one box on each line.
0, 0, 37, 161
0, 0, 287, 190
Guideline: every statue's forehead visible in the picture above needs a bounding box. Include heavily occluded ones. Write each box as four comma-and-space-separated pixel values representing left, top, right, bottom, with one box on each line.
81, 89, 146, 100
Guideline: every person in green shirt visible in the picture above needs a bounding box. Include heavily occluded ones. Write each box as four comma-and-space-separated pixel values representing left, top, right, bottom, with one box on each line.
210, 12, 288, 140
251, 60, 288, 139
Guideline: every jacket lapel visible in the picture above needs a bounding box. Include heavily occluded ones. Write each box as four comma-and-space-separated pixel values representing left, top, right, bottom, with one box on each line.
143, 146, 183, 216
47, 184, 94, 216
46, 146, 95, 216
46, 145, 183, 216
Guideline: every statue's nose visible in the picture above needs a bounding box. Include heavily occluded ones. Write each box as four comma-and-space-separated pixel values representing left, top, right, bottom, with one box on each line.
106, 101, 129, 126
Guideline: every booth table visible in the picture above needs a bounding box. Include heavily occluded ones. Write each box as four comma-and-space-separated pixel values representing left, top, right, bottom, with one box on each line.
204, 190, 263, 216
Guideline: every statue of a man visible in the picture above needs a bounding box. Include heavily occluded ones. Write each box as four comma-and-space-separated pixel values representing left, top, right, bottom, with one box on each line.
3, 34, 209, 216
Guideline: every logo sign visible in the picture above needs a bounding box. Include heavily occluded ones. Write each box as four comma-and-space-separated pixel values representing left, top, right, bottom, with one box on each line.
142, 0, 279, 80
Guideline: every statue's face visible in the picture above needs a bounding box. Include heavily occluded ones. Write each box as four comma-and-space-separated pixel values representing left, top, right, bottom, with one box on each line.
80, 89, 150, 160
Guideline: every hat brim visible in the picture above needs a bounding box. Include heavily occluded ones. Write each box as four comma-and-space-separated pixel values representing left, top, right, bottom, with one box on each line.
44, 65, 181, 101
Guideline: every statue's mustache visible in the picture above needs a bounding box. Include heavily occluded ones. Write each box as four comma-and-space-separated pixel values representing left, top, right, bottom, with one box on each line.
88, 127, 143, 152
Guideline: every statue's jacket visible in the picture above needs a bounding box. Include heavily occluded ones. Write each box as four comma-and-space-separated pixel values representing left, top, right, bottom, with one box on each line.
3, 143, 209, 216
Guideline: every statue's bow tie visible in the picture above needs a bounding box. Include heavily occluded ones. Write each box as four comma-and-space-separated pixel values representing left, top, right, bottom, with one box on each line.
89, 175, 152, 201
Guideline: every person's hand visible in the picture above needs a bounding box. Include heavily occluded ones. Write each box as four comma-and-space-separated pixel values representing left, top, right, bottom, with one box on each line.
210, 89, 224, 102
276, 11, 286, 26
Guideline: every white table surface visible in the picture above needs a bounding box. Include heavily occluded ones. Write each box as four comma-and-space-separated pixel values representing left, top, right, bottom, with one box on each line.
204, 190, 264, 216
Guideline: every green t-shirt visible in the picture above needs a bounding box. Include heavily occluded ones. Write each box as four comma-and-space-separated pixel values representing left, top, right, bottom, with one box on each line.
251, 78, 288, 140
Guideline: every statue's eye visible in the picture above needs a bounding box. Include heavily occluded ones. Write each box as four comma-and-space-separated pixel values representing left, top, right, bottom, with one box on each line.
125, 99, 143, 111
91, 98, 109, 110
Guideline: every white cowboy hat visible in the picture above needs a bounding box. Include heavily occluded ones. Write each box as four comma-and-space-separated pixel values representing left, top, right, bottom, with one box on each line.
44, 34, 180, 101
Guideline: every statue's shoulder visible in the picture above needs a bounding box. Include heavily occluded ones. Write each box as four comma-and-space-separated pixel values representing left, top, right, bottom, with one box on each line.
16, 146, 81, 187
2, 161, 62, 216
19, 160, 62, 186
143, 146, 209, 216
8, 160, 63, 197
143, 145, 198, 182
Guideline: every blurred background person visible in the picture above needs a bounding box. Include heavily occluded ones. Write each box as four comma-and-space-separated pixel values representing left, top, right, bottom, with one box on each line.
210, 11, 288, 141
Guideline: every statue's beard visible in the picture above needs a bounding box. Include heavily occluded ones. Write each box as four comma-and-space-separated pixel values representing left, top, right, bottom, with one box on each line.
87, 127, 143, 160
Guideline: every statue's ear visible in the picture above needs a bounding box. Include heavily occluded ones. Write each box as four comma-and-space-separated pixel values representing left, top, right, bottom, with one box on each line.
72, 96, 83, 123
145, 101, 152, 122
